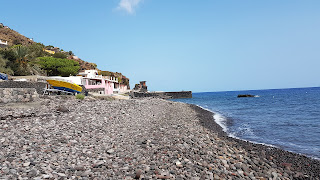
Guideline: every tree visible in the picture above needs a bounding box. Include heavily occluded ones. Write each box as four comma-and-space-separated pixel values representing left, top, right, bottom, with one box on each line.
12, 45, 29, 75
26, 43, 47, 60
37, 57, 80, 76
0, 55, 13, 75
0, 47, 16, 62
11, 45, 43, 75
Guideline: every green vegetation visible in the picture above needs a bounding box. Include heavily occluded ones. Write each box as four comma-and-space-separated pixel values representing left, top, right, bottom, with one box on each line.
75, 94, 85, 100
27, 43, 48, 59
0, 43, 129, 82
0, 24, 130, 84
0, 45, 44, 75
68, 51, 74, 56
37, 57, 80, 76
99, 70, 115, 77
0, 55, 13, 75
98, 70, 129, 85
0, 42, 77, 76
45, 45, 54, 50
52, 52, 67, 59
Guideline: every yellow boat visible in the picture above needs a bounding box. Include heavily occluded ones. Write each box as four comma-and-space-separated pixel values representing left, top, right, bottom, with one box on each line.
47, 79, 82, 94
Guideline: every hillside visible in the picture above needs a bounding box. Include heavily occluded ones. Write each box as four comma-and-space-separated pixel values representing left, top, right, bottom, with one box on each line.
0, 23, 128, 83
0, 23, 33, 46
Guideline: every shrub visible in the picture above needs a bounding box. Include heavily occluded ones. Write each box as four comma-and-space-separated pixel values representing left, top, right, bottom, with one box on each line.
98, 71, 114, 76
75, 94, 85, 100
68, 51, 74, 55
0, 55, 13, 75
27, 43, 46, 59
13, 39, 22, 45
45, 45, 54, 50
52, 52, 67, 59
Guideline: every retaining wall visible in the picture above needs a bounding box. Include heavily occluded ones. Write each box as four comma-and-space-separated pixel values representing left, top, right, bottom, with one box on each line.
86, 88, 105, 94
0, 81, 47, 94
0, 88, 39, 103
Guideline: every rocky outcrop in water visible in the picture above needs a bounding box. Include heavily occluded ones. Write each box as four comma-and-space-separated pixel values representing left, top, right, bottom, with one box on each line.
237, 94, 255, 98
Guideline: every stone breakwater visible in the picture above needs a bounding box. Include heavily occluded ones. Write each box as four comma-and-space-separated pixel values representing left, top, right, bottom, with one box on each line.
0, 88, 39, 103
132, 91, 192, 99
0, 97, 319, 179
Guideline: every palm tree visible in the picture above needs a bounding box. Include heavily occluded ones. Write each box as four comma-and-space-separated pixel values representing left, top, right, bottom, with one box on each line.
13, 45, 42, 75
14, 45, 28, 63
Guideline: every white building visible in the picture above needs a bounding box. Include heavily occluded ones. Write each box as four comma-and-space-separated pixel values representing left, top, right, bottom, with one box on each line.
0, 40, 8, 48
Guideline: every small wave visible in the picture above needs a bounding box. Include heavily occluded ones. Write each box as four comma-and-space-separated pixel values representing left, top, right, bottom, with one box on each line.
213, 113, 228, 132
192, 105, 288, 151
193, 105, 229, 133
254, 95, 260, 97
236, 124, 255, 136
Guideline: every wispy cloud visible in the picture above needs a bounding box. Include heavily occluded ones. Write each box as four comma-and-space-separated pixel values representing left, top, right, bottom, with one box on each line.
117, 0, 142, 14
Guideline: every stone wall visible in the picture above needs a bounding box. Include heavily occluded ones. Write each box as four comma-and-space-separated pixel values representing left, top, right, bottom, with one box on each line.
0, 81, 47, 94
0, 88, 39, 103
132, 91, 192, 99
86, 88, 105, 94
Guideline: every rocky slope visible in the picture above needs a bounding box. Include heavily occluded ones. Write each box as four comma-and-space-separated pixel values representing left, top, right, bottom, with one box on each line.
0, 24, 33, 46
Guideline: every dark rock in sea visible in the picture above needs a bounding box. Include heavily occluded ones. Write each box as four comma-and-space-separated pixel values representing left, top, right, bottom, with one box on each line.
237, 94, 255, 98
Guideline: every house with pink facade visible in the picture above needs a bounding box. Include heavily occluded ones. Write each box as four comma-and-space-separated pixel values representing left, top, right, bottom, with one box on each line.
78, 70, 129, 95
48, 70, 129, 95
77, 70, 114, 95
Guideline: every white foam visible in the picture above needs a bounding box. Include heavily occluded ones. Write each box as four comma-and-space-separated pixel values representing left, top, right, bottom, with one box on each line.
213, 113, 228, 132
194, 104, 277, 147
192, 104, 320, 160
194, 104, 229, 133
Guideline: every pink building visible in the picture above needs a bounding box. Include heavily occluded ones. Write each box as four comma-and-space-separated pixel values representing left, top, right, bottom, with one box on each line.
78, 70, 129, 95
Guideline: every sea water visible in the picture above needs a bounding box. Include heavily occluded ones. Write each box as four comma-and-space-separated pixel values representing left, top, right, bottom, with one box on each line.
172, 87, 320, 159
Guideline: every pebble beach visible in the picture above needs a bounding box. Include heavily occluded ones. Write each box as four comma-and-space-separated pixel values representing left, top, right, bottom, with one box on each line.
0, 97, 319, 179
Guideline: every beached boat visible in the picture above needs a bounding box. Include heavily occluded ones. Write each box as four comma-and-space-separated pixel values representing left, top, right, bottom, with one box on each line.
0, 72, 8, 80
47, 79, 82, 94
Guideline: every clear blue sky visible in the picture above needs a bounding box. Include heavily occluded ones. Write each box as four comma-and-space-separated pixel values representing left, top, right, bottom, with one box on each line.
1, 0, 320, 92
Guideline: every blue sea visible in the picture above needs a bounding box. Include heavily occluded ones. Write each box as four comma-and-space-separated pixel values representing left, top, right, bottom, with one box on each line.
172, 87, 320, 159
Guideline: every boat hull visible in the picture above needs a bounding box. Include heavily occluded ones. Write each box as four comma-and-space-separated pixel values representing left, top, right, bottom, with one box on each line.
47, 79, 82, 94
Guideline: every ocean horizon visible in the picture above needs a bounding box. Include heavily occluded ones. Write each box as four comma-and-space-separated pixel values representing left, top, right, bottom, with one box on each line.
172, 87, 320, 159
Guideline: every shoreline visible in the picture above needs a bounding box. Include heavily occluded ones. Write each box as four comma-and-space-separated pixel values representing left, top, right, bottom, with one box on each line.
189, 103, 320, 178
0, 97, 319, 179
191, 103, 319, 160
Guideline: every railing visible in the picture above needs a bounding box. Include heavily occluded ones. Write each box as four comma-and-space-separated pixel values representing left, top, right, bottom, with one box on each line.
104, 76, 118, 82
